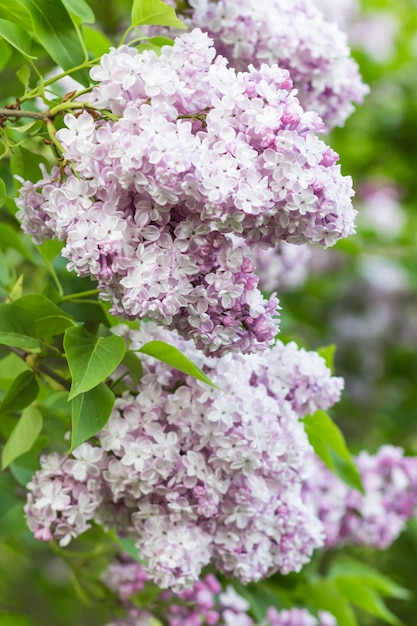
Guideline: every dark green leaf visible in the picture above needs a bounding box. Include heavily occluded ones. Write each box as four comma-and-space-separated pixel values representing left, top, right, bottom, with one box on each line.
138, 340, 217, 388
13, 294, 76, 337
0, 370, 39, 414
304, 410, 364, 492
121, 350, 143, 388
0, 18, 36, 57
64, 326, 126, 399
131, 0, 186, 29
2, 406, 43, 469
70, 382, 114, 451
0, 303, 40, 351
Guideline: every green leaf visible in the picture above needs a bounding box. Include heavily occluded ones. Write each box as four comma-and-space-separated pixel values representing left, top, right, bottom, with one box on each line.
330, 557, 411, 601
14, 0, 89, 80
0, 613, 31, 626
0, 1, 33, 31
83, 26, 112, 56
138, 340, 218, 388
70, 383, 114, 451
0, 223, 33, 259
0, 303, 40, 351
0, 39, 12, 71
304, 410, 364, 492
65, 327, 126, 399
317, 344, 336, 373
0, 370, 39, 414
332, 578, 402, 625
0, 503, 26, 537
10, 146, 48, 187
36, 239, 64, 263
0, 178, 6, 206
7, 273, 24, 302
61, 0, 94, 24
131, 0, 186, 29
2, 406, 43, 469
300, 580, 358, 626
0, 250, 9, 285
16, 64, 31, 89
0, 18, 36, 57
108, 531, 146, 564
121, 350, 143, 388
13, 294, 76, 337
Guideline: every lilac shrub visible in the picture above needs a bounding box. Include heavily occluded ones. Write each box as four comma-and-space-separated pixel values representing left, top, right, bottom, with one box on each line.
304, 445, 417, 549
184, 0, 368, 130
17, 29, 355, 357
103, 562, 337, 626
25, 321, 343, 590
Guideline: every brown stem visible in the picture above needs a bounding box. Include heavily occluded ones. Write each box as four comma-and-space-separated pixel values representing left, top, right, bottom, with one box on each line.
8, 346, 71, 391
0, 107, 51, 122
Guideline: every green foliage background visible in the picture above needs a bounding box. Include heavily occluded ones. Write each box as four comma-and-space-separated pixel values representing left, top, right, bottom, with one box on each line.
1, 0, 417, 624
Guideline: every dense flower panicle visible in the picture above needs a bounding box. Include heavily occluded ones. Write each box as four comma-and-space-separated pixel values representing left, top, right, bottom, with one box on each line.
25, 322, 344, 589
185, 0, 368, 129
304, 446, 417, 548
25, 449, 105, 547
17, 30, 356, 356
103, 561, 337, 626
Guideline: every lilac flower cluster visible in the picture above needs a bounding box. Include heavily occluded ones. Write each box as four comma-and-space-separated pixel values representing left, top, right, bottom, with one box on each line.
304, 445, 417, 549
103, 560, 337, 626
25, 321, 344, 589
17, 29, 355, 356
185, 0, 368, 129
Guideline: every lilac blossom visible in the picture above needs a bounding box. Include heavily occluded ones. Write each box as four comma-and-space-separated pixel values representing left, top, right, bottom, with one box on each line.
103, 561, 337, 626
25, 321, 344, 589
185, 0, 368, 129
304, 446, 417, 549
17, 29, 355, 357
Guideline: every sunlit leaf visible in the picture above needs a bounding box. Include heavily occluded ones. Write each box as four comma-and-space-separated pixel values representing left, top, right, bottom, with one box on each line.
14, 0, 89, 83
131, 0, 186, 29
2, 406, 43, 469
61, 0, 94, 24
138, 340, 218, 388
0, 18, 36, 57
304, 410, 364, 492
